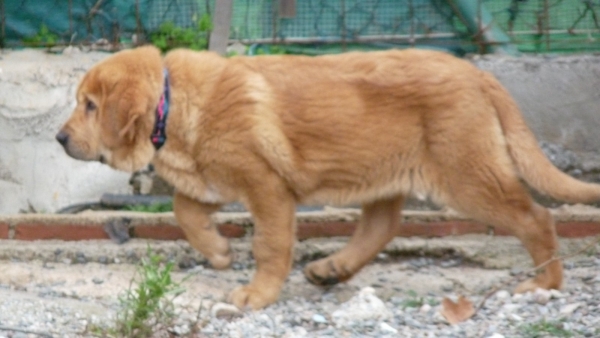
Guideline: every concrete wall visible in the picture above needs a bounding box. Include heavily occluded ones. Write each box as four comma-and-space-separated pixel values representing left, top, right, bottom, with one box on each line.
0, 49, 131, 214
472, 54, 600, 186
472, 54, 600, 155
0, 48, 599, 214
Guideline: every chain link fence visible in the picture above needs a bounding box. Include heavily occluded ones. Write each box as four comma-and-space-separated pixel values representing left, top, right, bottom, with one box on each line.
1, 0, 599, 54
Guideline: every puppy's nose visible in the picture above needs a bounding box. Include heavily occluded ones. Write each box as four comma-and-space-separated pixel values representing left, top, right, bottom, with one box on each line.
55, 130, 69, 146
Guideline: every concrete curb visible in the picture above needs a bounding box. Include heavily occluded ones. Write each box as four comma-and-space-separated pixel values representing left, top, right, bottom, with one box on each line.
1, 205, 600, 241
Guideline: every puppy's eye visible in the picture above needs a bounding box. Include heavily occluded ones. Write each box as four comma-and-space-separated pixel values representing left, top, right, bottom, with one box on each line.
86, 100, 96, 112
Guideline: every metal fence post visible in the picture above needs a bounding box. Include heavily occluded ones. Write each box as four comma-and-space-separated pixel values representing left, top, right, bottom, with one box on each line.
0, 0, 4, 48
208, 0, 233, 55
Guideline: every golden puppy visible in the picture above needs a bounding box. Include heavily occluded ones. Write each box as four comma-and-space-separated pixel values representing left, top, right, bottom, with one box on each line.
56, 46, 600, 310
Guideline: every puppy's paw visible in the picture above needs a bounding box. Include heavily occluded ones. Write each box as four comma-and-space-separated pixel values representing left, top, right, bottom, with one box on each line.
228, 285, 278, 310
208, 252, 233, 270
514, 277, 560, 294
304, 258, 353, 286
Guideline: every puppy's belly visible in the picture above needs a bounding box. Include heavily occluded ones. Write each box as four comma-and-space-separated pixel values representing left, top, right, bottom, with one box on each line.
299, 178, 427, 206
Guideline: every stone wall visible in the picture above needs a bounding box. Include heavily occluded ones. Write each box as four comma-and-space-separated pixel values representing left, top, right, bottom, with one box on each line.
1, 48, 599, 213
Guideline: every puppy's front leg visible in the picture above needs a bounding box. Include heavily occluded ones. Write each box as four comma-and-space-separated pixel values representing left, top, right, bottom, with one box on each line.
173, 192, 232, 269
229, 183, 296, 310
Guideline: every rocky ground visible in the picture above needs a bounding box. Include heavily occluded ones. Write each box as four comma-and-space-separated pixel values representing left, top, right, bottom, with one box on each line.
0, 234, 598, 337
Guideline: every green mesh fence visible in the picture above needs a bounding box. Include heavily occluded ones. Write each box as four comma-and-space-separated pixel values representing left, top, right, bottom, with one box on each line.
229, 0, 474, 54
2, 0, 599, 54
484, 0, 600, 53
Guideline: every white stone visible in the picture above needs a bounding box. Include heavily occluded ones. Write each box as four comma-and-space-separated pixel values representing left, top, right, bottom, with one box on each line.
510, 314, 523, 321
550, 289, 565, 299
495, 290, 511, 300
501, 304, 522, 313
532, 288, 552, 305
560, 302, 583, 316
331, 287, 392, 328
487, 334, 505, 338
311, 314, 327, 324
379, 322, 398, 334
210, 302, 242, 319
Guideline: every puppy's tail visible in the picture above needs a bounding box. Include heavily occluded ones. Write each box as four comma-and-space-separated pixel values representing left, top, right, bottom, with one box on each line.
484, 71, 600, 204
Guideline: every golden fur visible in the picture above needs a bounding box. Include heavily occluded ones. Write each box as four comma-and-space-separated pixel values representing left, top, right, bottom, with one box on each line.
57, 46, 600, 310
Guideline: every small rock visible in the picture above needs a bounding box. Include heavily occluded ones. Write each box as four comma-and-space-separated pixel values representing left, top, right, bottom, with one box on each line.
312, 314, 327, 324
510, 268, 523, 276
178, 256, 197, 270
550, 289, 564, 299
405, 317, 423, 329
210, 302, 242, 320
501, 304, 522, 313
560, 302, 583, 316
441, 283, 454, 292
62, 45, 81, 55
331, 287, 392, 328
75, 252, 87, 264
169, 324, 190, 336
577, 260, 596, 268
440, 259, 462, 268
376, 253, 389, 261
495, 290, 511, 300
488, 334, 505, 338
419, 303, 432, 313
510, 313, 523, 321
379, 322, 398, 334
92, 278, 104, 285
532, 288, 552, 305
512, 293, 524, 301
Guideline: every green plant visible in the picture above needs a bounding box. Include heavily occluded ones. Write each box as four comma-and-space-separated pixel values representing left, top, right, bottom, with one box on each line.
112, 247, 185, 337
123, 202, 173, 213
151, 13, 212, 52
249, 44, 289, 55
519, 319, 574, 338
400, 290, 438, 309
23, 24, 60, 47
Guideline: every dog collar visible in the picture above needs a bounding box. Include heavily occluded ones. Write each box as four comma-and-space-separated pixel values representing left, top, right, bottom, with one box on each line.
151, 69, 170, 150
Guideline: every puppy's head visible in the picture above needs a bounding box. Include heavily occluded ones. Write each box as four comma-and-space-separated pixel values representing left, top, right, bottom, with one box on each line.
56, 46, 163, 172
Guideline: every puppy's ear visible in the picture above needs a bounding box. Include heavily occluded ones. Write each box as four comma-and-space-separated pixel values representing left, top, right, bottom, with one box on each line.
116, 96, 150, 143
119, 113, 140, 142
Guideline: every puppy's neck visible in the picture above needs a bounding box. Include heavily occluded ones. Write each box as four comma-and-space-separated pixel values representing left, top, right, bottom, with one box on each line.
150, 69, 171, 150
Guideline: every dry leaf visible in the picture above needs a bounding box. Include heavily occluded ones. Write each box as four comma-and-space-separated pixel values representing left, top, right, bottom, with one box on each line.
440, 295, 475, 324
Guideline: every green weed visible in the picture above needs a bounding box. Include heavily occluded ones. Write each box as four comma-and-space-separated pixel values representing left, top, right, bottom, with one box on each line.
112, 247, 185, 337
401, 290, 438, 309
151, 14, 212, 52
519, 319, 574, 338
123, 202, 173, 213
23, 24, 60, 47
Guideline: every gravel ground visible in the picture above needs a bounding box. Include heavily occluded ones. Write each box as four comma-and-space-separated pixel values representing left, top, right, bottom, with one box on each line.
0, 235, 598, 337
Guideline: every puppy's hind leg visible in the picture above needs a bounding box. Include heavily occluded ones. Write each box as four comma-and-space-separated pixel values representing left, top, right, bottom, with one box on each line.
173, 192, 232, 269
444, 168, 562, 293
304, 195, 404, 286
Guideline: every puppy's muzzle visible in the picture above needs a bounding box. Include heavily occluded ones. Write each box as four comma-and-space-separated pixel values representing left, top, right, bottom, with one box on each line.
55, 130, 69, 148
